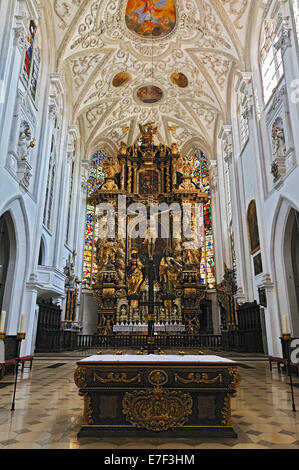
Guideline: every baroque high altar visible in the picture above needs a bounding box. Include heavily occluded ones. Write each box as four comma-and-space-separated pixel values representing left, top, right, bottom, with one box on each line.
88, 123, 210, 339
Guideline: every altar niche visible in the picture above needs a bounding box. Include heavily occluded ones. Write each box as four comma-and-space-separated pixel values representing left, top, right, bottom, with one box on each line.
88, 123, 211, 351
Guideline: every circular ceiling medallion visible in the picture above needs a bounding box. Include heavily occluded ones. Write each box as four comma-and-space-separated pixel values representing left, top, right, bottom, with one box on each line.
136, 85, 163, 104
125, 0, 177, 39
112, 72, 131, 87
170, 72, 188, 88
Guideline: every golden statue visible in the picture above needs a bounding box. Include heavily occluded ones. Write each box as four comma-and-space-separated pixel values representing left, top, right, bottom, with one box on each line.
159, 250, 182, 294
119, 141, 127, 155
182, 247, 202, 268
186, 316, 200, 335
98, 317, 113, 335
139, 122, 158, 147
127, 248, 144, 295
96, 239, 116, 267
102, 155, 121, 177
177, 154, 196, 177
171, 143, 179, 155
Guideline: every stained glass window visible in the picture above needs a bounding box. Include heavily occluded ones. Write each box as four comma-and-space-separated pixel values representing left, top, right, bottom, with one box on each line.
193, 150, 216, 289
30, 46, 40, 100
82, 151, 106, 289
21, 20, 40, 101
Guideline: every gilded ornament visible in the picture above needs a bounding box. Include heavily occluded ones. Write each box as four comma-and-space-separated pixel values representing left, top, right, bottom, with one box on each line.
93, 372, 142, 384
170, 72, 188, 88
221, 394, 232, 427
174, 372, 223, 384
122, 388, 193, 432
228, 367, 241, 396
79, 391, 94, 425
74, 366, 87, 388
148, 369, 168, 387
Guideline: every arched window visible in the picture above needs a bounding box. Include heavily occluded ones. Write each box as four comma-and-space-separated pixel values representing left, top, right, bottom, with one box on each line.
260, 20, 284, 103
82, 151, 106, 289
193, 150, 216, 289
22, 20, 40, 101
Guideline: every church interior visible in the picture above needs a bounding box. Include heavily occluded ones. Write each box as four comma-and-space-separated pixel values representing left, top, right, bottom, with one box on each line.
0, 0, 299, 451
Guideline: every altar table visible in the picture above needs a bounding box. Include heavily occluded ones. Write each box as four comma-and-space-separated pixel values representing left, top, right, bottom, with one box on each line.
74, 354, 241, 438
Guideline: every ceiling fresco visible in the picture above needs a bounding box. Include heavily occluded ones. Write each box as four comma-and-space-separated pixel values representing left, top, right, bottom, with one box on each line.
49, 0, 256, 156
125, 0, 177, 38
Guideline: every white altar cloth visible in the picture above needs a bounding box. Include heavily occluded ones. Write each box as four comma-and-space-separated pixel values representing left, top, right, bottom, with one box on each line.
78, 354, 237, 364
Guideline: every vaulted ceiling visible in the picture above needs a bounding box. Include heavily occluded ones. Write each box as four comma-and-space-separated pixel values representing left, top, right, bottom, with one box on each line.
47, 0, 258, 157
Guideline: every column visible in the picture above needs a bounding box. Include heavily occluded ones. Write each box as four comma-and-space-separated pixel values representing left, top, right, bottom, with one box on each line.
277, 0, 299, 162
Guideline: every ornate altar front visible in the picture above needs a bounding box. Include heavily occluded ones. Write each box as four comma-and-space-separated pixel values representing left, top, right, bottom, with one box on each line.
74, 354, 241, 438
89, 123, 210, 346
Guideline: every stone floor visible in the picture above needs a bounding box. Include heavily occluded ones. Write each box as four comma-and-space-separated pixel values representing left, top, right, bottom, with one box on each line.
0, 348, 299, 449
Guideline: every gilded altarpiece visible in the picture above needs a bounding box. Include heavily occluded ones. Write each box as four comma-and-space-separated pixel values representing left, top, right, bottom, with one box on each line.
87, 124, 211, 339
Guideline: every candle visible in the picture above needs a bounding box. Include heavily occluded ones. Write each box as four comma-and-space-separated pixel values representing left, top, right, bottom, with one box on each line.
282, 315, 289, 334
19, 314, 25, 333
0, 311, 6, 332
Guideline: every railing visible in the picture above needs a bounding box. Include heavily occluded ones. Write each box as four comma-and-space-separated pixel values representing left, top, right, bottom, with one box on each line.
77, 334, 222, 350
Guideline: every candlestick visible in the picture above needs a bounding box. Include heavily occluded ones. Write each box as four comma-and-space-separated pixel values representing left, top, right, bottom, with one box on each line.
282, 315, 289, 334
19, 314, 25, 333
0, 311, 6, 332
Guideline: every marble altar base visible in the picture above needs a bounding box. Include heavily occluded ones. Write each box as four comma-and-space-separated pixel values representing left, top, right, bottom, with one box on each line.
74, 354, 241, 438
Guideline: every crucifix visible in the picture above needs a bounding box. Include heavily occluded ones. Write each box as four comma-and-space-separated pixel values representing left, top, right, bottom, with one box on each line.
139, 233, 162, 354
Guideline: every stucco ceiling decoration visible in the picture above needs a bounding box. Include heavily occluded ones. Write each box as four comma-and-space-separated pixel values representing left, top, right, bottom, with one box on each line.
49, 0, 252, 157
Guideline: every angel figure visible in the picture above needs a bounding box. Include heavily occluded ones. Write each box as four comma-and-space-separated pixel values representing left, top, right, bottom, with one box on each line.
18, 126, 36, 161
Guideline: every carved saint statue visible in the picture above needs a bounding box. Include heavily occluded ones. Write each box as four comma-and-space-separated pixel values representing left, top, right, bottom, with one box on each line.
98, 317, 113, 336
96, 238, 116, 268
182, 247, 202, 268
272, 123, 286, 159
127, 248, 144, 296
159, 250, 182, 294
